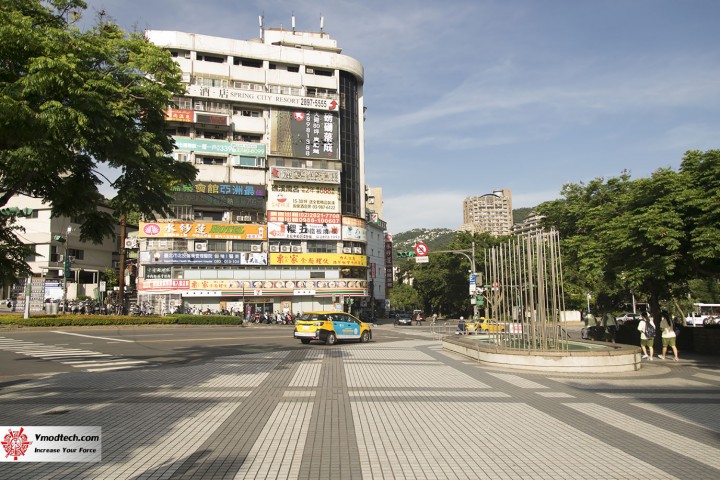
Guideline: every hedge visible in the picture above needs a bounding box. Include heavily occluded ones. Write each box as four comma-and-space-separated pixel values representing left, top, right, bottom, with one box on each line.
0, 314, 244, 327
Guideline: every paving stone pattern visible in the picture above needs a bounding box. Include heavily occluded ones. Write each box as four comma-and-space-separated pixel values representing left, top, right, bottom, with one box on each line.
1, 328, 719, 479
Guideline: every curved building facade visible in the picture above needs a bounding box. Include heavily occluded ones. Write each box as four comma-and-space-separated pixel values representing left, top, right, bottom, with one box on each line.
139, 27, 367, 317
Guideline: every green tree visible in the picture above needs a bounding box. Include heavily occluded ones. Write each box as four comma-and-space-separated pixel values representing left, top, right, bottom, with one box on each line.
0, 0, 196, 284
388, 283, 420, 312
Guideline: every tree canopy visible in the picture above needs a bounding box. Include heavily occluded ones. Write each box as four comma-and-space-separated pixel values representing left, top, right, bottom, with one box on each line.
0, 0, 196, 284
536, 150, 720, 318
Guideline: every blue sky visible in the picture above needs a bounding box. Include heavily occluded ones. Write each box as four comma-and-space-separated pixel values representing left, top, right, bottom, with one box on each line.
82, 0, 720, 233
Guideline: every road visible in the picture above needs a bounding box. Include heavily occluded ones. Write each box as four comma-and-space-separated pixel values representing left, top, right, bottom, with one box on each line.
0, 322, 413, 381
0, 323, 718, 479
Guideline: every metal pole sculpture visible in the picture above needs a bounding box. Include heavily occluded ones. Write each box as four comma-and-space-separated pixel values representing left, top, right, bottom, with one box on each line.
481, 229, 567, 352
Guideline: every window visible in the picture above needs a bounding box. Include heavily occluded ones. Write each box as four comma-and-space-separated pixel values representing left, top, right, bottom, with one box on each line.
207, 240, 227, 252
169, 205, 193, 221
171, 96, 192, 109
230, 156, 265, 168
233, 81, 264, 91
67, 248, 84, 260
173, 152, 190, 163
196, 53, 225, 64
307, 241, 336, 253
194, 77, 228, 88
196, 156, 226, 166
312, 68, 333, 77
232, 107, 262, 117
287, 65, 299, 73
193, 210, 224, 221
197, 130, 226, 140
233, 57, 262, 68
232, 133, 262, 142
167, 127, 189, 136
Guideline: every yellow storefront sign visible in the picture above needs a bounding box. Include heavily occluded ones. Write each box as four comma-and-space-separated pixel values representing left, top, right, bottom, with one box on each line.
139, 222, 267, 240
269, 253, 367, 267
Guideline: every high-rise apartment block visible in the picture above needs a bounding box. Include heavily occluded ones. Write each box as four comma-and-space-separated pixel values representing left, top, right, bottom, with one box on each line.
136, 25, 379, 316
459, 189, 513, 236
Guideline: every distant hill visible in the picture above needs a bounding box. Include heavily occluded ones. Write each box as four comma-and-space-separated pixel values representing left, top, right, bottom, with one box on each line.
390, 228, 456, 254
513, 207, 534, 224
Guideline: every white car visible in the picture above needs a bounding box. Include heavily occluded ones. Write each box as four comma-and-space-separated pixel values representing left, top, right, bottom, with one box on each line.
615, 313, 642, 326
686, 312, 707, 326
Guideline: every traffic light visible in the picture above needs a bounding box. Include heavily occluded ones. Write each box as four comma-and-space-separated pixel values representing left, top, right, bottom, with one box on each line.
53, 235, 67, 242
396, 251, 416, 258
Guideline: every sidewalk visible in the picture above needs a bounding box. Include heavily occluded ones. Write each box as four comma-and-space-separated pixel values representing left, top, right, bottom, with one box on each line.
1, 332, 718, 479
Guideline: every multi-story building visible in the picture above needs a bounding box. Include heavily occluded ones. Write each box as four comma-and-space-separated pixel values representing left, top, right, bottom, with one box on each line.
364, 186, 388, 319
459, 189, 513, 236
138, 25, 368, 316
1, 194, 122, 311
512, 211, 545, 236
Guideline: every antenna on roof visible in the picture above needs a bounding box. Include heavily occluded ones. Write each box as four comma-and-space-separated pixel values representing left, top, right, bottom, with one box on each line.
291, 12, 296, 32
258, 14, 264, 38
320, 14, 324, 32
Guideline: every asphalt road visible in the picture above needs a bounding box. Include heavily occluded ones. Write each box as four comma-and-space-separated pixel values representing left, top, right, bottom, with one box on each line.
0, 322, 416, 384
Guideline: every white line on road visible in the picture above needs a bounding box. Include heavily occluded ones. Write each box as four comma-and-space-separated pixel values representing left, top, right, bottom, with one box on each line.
51, 331, 134, 343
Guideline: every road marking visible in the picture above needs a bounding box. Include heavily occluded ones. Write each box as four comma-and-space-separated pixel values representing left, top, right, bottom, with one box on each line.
0, 335, 152, 373
140, 335, 288, 343
51, 331, 134, 343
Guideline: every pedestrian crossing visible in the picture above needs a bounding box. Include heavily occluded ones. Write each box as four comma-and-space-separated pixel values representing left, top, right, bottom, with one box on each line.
0, 336, 154, 372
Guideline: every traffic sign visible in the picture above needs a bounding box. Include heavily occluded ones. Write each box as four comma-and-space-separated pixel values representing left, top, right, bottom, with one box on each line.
414, 242, 429, 257
415, 256, 429, 263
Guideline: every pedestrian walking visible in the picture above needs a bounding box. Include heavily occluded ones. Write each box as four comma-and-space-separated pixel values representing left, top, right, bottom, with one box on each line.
457, 316, 467, 335
659, 314, 679, 361
603, 312, 617, 343
638, 313, 655, 360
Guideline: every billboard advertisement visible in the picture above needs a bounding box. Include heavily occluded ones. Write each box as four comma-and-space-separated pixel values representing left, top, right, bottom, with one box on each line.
138, 278, 367, 296
267, 183, 340, 213
164, 108, 193, 122
143, 252, 267, 266
270, 166, 340, 184
186, 84, 340, 112
172, 137, 266, 157
270, 110, 339, 160
268, 222, 341, 240
269, 253, 367, 267
139, 222, 266, 240
267, 211, 341, 224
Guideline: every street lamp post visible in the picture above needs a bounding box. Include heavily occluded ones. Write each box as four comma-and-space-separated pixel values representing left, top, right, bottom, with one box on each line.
61, 226, 72, 314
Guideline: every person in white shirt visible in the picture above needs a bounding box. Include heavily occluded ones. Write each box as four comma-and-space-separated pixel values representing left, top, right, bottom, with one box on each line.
637, 313, 655, 360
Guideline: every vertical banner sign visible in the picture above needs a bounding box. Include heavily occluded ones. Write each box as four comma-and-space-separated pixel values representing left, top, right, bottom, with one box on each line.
270, 110, 339, 160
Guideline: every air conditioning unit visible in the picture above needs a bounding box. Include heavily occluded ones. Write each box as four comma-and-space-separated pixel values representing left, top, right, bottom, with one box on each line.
243, 215, 252, 222
353, 247, 363, 254
112, 261, 120, 268
280, 245, 291, 252
342, 247, 352, 254
67, 256, 76, 262
306, 68, 314, 74
291, 246, 302, 253
269, 245, 280, 252
236, 215, 244, 222
195, 243, 208, 252
251, 245, 261, 252
181, 72, 191, 83
124, 238, 137, 249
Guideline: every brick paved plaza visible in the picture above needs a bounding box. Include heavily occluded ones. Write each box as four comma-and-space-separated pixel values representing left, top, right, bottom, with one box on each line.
1, 325, 719, 479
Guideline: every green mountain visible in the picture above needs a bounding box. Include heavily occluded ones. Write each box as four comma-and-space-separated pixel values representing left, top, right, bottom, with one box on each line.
513, 207, 534, 224
390, 228, 456, 255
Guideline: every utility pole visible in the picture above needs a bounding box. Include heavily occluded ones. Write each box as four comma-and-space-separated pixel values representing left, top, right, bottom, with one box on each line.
431, 241, 478, 318
118, 214, 127, 315
60, 226, 72, 314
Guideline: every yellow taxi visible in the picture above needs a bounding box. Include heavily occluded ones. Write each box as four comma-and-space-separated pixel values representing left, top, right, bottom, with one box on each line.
465, 318, 505, 334
293, 311, 373, 345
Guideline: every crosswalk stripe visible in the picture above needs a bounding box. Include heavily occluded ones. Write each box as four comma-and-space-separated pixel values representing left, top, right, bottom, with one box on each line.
62, 360, 148, 367
0, 336, 153, 373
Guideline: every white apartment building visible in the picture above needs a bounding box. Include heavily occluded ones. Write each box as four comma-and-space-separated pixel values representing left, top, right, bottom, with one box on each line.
459, 189, 513, 236
139, 25, 369, 316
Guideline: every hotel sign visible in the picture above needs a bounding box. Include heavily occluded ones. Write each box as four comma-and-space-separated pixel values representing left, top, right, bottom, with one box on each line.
140, 222, 266, 240
187, 84, 339, 112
